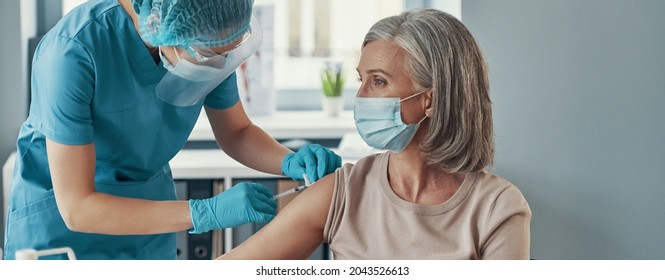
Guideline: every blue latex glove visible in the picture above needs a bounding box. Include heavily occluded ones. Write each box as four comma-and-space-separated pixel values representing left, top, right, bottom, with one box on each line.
189, 182, 276, 234
281, 144, 342, 182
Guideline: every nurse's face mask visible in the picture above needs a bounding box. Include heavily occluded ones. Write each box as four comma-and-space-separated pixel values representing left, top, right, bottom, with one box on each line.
156, 15, 262, 106
354, 90, 428, 153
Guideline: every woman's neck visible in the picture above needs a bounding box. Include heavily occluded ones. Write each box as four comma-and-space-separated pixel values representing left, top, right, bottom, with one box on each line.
387, 150, 466, 205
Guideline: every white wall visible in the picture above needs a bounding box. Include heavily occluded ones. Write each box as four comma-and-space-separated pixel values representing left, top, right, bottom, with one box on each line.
430, 0, 461, 19
464, 0, 665, 259
0, 0, 35, 244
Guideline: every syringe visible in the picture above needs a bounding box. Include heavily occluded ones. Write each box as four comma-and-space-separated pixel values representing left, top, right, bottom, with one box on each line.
272, 174, 312, 200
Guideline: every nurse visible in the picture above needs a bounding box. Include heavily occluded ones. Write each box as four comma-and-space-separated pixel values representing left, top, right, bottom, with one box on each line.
3, 0, 341, 259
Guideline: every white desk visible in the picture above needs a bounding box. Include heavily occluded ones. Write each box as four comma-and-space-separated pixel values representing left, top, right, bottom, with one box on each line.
169, 149, 281, 180
189, 110, 356, 141
3, 152, 14, 225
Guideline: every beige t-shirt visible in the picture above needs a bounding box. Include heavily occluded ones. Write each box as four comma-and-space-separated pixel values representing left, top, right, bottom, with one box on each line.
323, 152, 531, 259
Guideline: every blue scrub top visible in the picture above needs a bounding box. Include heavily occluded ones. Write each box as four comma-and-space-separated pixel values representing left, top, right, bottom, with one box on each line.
3, 0, 239, 260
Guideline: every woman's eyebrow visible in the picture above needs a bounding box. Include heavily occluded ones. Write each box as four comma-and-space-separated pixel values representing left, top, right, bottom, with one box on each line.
357, 68, 393, 78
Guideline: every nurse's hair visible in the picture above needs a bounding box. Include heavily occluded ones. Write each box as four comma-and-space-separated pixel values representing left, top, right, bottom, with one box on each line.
133, 0, 254, 48
362, 8, 493, 173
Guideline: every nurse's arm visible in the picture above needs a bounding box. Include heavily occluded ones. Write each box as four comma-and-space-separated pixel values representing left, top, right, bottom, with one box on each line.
205, 102, 292, 175
46, 139, 193, 234
218, 171, 335, 259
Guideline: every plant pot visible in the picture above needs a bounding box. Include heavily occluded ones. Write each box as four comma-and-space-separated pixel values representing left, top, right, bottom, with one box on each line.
321, 96, 344, 117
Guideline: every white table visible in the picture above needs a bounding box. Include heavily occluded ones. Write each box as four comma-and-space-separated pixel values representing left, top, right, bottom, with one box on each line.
3, 152, 14, 226
189, 110, 356, 141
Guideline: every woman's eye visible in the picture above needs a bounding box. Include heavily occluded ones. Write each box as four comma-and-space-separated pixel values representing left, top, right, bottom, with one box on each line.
374, 79, 385, 87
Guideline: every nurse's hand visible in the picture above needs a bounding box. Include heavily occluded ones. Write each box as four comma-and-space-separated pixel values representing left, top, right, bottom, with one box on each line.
281, 144, 342, 183
188, 182, 277, 234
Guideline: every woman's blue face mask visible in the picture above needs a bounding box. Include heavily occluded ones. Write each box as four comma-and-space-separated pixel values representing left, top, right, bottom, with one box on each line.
353, 90, 428, 152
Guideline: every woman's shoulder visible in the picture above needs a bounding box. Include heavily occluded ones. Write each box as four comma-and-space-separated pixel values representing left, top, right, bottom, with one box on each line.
338, 152, 387, 177
332, 152, 388, 195
471, 171, 531, 213
473, 171, 521, 191
474, 171, 526, 208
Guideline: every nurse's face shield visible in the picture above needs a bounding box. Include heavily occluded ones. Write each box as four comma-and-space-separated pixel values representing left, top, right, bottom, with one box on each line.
155, 15, 262, 106
181, 31, 252, 64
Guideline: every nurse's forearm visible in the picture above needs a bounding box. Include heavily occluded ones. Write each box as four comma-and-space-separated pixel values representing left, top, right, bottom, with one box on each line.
221, 123, 291, 175
62, 193, 193, 235
206, 104, 291, 175
47, 139, 195, 235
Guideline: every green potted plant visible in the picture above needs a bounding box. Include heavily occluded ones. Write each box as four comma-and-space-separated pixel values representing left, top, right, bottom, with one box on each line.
321, 62, 345, 117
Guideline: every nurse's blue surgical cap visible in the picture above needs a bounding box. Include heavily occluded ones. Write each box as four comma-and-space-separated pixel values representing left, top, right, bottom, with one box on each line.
132, 0, 254, 48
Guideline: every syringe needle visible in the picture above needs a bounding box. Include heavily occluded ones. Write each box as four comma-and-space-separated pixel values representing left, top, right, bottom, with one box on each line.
272, 174, 313, 200
272, 185, 306, 200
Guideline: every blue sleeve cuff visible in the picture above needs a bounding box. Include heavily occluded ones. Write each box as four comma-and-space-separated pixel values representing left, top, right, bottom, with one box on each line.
204, 72, 240, 110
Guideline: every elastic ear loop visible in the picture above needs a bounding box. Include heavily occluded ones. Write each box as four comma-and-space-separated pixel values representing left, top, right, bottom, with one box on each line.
400, 88, 431, 124
399, 88, 429, 102
173, 46, 182, 61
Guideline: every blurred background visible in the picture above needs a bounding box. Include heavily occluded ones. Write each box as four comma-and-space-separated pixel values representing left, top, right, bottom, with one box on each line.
1, 0, 664, 259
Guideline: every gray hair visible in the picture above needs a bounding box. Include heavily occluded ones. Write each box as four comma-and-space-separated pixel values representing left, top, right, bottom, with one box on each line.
362, 8, 493, 173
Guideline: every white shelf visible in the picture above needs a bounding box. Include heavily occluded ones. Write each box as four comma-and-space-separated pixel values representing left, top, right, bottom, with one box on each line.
169, 149, 280, 180
189, 110, 356, 141
3, 152, 15, 225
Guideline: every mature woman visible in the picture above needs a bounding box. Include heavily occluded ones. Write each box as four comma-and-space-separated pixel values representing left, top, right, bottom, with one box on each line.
219, 8, 531, 260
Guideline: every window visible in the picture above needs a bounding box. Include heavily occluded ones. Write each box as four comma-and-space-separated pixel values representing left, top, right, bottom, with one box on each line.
258, 0, 404, 91
255, 0, 405, 111
61, 0, 461, 111
62, 0, 86, 16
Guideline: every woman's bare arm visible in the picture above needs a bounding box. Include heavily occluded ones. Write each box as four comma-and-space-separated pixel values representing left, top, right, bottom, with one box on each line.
218, 171, 336, 259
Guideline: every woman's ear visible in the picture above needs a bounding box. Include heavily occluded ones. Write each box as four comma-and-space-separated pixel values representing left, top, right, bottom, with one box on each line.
424, 89, 434, 117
